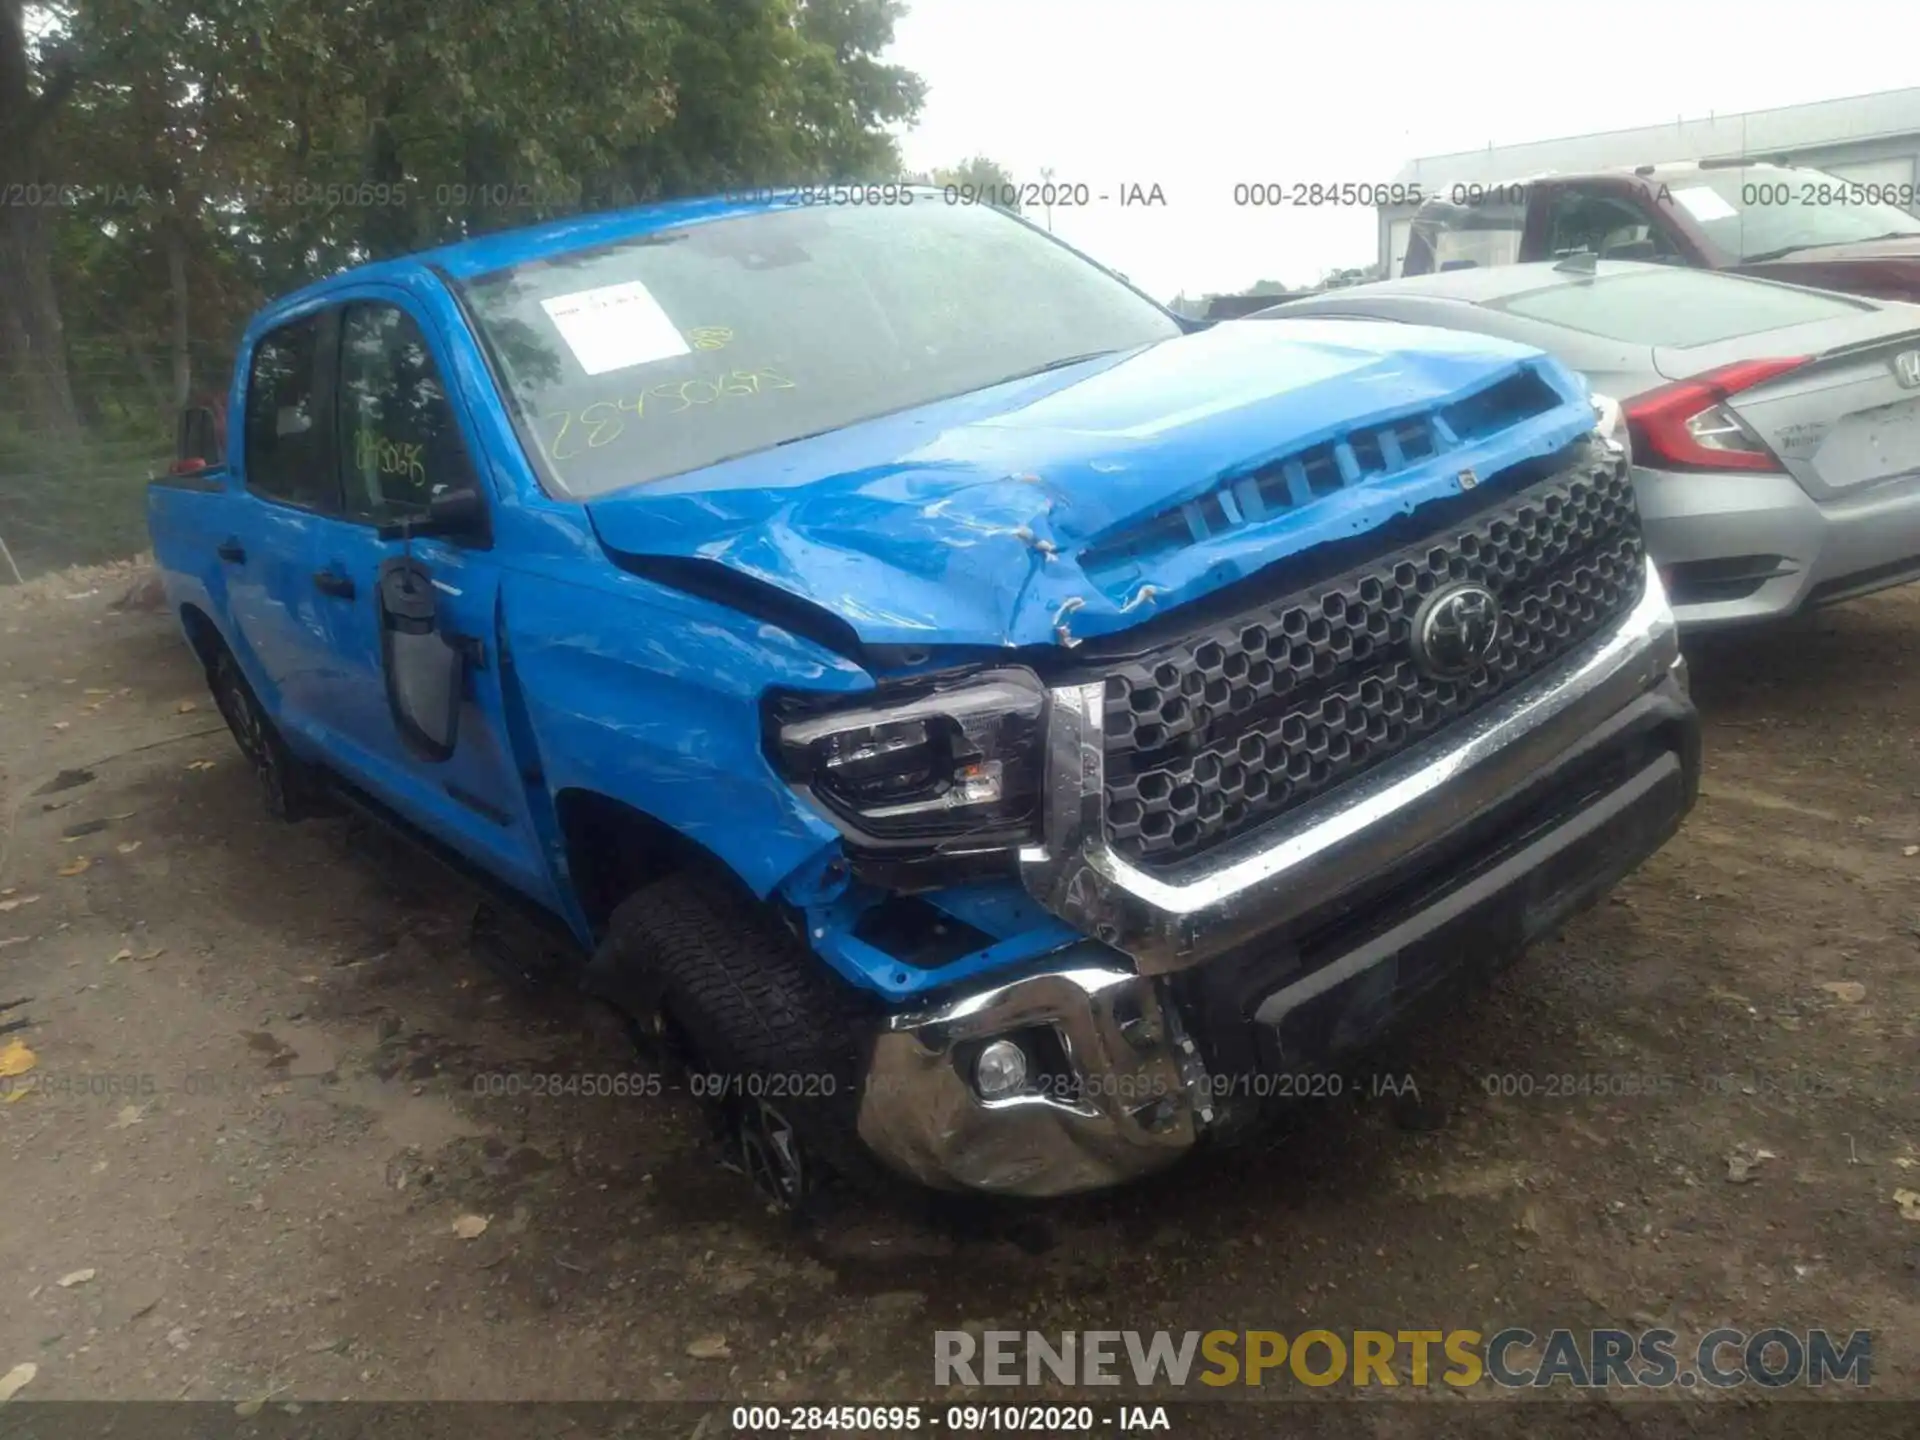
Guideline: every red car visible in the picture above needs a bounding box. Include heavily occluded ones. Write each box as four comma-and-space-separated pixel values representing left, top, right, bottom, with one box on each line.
1401, 160, 1920, 302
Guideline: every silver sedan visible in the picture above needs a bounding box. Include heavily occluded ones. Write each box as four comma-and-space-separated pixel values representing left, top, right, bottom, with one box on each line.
1263, 260, 1920, 629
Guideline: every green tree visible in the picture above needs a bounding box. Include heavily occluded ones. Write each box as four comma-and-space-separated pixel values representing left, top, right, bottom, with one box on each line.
1, 1, 84, 436
8, 0, 926, 440
0, 0, 927, 573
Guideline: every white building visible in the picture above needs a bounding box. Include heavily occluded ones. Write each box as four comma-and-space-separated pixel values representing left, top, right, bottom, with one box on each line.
1378, 86, 1920, 277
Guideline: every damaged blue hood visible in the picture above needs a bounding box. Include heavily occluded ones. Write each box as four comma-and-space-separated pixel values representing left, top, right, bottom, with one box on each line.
585, 318, 1596, 651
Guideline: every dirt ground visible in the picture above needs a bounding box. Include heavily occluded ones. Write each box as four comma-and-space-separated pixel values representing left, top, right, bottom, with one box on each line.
2, 562, 1918, 1424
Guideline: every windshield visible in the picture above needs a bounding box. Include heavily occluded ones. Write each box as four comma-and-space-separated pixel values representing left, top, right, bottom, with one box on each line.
459, 201, 1182, 497
1665, 166, 1920, 262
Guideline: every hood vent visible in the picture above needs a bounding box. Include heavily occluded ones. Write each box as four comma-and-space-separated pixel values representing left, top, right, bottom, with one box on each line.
1081, 365, 1562, 581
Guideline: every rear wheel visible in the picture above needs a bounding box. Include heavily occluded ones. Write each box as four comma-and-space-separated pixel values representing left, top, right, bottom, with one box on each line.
590, 871, 899, 1211
206, 650, 327, 821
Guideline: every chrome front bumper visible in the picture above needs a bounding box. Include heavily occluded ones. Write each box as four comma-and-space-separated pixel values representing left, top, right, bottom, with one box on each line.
1017, 558, 1682, 973
858, 956, 1206, 1195
856, 559, 1685, 1196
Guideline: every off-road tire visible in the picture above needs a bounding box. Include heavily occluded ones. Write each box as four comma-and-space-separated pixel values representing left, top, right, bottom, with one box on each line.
593, 871, 904, 1209
206, 649, 329, 821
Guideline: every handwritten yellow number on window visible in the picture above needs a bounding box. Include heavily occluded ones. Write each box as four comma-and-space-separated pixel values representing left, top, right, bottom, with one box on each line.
355, 429, 426, 484
649, 382, 692, 416
540, 368, 797, 470
580, 401, 624, 449
545, 411, 581, 461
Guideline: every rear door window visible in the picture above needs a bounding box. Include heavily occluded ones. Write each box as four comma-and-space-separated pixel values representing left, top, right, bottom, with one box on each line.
1488, 268, 1870, 347
242, 315, 336, 510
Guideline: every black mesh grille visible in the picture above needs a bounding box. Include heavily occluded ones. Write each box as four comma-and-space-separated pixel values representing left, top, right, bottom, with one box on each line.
1102, 451, 1645, 871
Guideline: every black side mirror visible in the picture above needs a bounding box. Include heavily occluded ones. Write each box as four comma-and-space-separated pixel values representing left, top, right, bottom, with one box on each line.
377, 485, 489, 544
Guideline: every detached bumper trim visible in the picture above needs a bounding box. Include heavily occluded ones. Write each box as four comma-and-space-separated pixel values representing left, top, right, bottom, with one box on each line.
1018, 557, 1682, 973
856, 952, 1202, 1196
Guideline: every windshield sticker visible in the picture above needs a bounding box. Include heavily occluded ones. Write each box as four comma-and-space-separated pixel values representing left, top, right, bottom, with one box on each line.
1670, 185, 1738, 223
540, 281, 692, 376
539, 368, 796, 462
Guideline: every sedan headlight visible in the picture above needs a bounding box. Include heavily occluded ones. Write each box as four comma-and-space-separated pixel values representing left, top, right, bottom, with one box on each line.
771, 668, 1048, 853
1591, 391, 1631, 464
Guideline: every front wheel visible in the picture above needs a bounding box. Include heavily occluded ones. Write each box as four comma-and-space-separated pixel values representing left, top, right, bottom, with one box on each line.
587, 871, 900, 1211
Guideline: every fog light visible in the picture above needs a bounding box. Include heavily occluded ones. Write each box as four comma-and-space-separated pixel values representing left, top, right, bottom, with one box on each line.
975, 1039, 1029, 1099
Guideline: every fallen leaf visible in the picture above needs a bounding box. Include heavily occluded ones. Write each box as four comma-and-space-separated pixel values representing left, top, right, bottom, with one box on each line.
57, 858, 91, 877
1907, 846, 1920, 858
1896, 1189, 1920, 1222
3, 1085, 34, 1104
115, 841, 141, 855
136, 949, 164, 962
175, 700, 198, 714
687, 1334, 731, 1361
83, 688, 110, 696
1818, 981, 1867, 1003
0, 1040, 35, 1079
186, 760, 215, 772
234, 1399, 264, 1419
1896, 1157, 1917, 1170
0, 897, 35, 913
110, 1104, 144, 1129
0, 938, 25, 949
49, 722, 68, 732
1726, 1149, 1773, 1184
0, 1362, 37, 1402
452, 1214, 489, 1239
109, 948, 133, 963
57, 1268, 95, 1288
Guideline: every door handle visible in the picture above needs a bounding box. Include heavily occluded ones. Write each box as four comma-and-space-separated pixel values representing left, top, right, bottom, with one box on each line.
216, 539, 246, 564
312, 571, 357, 600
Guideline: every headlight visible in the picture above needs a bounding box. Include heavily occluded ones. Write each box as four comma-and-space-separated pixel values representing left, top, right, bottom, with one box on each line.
771, 667, 1048, 853
1591, 391, 1631, 465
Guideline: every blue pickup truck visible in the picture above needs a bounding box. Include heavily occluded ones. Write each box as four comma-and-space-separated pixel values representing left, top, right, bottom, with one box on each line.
148, 190, 1699, 1205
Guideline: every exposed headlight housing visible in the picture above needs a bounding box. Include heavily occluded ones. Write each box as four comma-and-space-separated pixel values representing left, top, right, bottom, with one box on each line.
770, 668, 1048, 878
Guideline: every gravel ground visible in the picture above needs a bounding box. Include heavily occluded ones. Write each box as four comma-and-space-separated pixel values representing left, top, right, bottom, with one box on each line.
1, 566, 1918, 1433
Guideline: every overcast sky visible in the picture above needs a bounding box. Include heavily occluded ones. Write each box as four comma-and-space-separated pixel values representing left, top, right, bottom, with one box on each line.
887, 0, 1919, 301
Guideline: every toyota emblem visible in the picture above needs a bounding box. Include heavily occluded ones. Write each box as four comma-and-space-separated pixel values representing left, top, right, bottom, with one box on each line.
1411, 582, 1502, 678
1894, 349, 1920, 390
